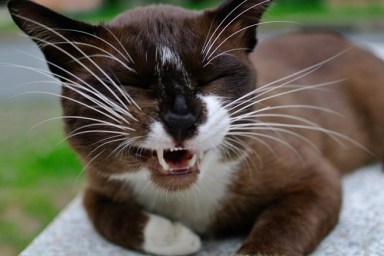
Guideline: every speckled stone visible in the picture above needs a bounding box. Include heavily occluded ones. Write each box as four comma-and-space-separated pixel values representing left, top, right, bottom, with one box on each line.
20, 164, 384, 256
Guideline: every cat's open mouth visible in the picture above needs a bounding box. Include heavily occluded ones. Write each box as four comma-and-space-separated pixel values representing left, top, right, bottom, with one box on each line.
131, 147, 202, 175
156, 148, 200, 176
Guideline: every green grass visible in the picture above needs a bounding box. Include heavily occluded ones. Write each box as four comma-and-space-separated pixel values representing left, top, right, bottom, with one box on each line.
0, 101, 83, 255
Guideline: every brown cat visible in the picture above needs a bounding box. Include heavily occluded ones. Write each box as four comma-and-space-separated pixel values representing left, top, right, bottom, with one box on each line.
8, 0, 384, 255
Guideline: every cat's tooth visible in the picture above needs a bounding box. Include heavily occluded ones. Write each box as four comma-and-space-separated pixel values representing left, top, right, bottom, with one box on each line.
188, 154, 197, 168
156, 149, 170, 171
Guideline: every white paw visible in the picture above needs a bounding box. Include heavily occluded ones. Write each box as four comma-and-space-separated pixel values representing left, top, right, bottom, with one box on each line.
143, 213, 202, 256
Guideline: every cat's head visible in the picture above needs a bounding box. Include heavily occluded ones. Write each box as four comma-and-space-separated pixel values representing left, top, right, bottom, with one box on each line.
8, 0, 272, 191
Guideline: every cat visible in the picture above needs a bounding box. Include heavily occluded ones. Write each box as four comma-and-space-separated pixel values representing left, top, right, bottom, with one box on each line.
8, 0, 384, 255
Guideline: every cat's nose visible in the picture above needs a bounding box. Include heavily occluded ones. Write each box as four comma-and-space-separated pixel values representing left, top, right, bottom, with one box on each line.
161, 96, 197, 142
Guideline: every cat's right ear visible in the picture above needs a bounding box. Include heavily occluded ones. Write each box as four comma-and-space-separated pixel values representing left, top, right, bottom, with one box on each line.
7, 0, 100, 80
203, 0, 273, 52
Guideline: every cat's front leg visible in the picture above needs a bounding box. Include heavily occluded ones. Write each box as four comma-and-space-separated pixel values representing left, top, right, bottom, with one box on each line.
238, 165, 342, 256
84, 188, 201, 256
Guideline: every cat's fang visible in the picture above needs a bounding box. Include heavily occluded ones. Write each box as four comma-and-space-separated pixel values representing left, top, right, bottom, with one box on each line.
188, 154, 197, 168
156, 149, 170, 171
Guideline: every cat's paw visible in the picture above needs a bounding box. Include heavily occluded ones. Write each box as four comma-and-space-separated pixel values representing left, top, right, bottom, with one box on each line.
143, 213, 202, 256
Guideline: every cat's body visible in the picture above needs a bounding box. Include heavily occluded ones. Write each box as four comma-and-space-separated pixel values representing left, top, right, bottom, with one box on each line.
8, 0, 384, 255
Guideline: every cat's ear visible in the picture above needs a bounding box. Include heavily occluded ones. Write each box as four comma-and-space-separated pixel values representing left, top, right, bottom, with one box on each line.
7, 0, 100, 79
205, 0, 273, 51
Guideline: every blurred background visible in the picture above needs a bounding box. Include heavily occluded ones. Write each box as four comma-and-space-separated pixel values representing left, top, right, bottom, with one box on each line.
0, 0, 383, 255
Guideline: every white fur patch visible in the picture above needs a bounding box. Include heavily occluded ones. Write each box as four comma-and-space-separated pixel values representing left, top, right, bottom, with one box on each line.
143, 213, 201, 256
141, 121, 174, 150
186, 95, 231, 151
110, 150, 239, 233
159, 46, 182, 69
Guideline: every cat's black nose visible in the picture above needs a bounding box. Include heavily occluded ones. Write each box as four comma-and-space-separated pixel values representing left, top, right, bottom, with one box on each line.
161, 96, 197, 142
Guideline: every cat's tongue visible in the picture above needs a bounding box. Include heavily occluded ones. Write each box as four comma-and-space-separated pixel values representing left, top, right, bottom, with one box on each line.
156, 149, 197, 175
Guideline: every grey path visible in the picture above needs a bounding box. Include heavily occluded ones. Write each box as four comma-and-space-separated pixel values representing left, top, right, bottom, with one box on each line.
20, 164, 384, 256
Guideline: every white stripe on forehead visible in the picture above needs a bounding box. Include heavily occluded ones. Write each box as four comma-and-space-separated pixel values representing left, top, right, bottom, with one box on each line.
157, 45, 192, 88
159, 46, 183, 70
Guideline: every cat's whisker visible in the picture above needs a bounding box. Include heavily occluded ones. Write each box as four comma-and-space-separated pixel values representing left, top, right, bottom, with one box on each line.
30, 115, 131, 133
62, 129, 129, 145
17, 42, 138, 123
229, 78, 346, 118
228, 131, 304, 162
222, 137, 264, 171
9, 50, 136, 122
74, 150, 104, 185
111, 136, 141, 159
252, 79, 346, 108
88, 136, 128, 158
13, 14, 141, 111
29, 34, 141, 112
224, 48, 351, 111
5, 56, 135, 124
234, 122, 372, 154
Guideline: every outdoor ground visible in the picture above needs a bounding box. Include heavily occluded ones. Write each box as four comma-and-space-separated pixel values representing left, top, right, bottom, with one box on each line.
0, 1, 384, 255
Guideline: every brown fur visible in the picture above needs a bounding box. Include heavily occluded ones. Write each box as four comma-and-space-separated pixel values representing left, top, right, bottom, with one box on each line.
8, 0, 384, 255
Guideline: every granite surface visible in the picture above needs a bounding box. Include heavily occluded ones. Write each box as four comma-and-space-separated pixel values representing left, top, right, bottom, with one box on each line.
20, 164, 384, 256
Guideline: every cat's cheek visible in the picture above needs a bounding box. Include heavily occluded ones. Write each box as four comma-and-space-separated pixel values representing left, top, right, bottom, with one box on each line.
143, 213, 202, 256
187, 95, 230, 150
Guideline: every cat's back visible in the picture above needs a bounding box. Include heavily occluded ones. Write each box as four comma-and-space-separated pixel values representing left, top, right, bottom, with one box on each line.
251, 31, 384, 171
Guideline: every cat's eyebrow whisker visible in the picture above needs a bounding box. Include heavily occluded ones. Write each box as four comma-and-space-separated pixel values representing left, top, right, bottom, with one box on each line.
202, 0, 250, 57
13, 14, 141, 111
62, 42, 136, 73
103, 26, 135, 64
202, 0, 271, 62
205, 20, 299, 63
203, 47, 251, 68
57, 27, 134, 64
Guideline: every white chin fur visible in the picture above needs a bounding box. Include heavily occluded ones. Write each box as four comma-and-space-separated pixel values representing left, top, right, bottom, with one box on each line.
143, 213, 201, 256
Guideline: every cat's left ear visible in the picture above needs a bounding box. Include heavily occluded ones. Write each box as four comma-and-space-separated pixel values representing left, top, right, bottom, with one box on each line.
204, 0, 273, 51
7, 0, 100, 79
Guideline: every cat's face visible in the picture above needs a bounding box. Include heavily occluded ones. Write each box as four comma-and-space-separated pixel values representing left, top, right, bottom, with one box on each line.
9, 0, 271, 191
